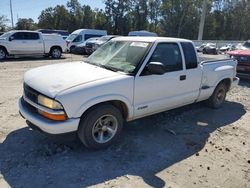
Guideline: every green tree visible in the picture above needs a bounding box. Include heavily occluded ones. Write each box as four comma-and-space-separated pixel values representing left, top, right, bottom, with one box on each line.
67, 0, 83, 31
15, 18, 37, 30
148, 0, 161, 32
93, 9, 107, 29
130, 0, 148, 31
160, 0, 204, 38
82, 5, 95, 28
38, 7, 55, 29
0, 15, 9, 31
53, 5, 70, 30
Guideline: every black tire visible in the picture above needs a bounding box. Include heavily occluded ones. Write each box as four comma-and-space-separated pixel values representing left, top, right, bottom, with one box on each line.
78, 104, 123, 149
50, 47, 62, 59
0, 47, 7, 61
206, 82, 227, 109
69, 46, 75, 53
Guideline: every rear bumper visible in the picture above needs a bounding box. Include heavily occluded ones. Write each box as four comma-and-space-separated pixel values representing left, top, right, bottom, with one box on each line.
231, 77, 240, 89
18, 97, 80, 134
237, 72, 250, 79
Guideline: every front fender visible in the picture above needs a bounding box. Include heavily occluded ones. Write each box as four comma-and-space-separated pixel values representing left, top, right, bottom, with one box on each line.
73, 94, 134, 120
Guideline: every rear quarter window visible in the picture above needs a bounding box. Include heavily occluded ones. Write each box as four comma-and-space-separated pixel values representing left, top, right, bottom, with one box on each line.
24, 32, 39, 40
181, 42, 198, 69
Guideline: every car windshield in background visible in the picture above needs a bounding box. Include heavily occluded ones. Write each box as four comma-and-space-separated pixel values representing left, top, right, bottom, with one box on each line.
87, 38, 100, 42
66, 34, 77, 41
0, 31, 12, 38
243, 41, 250, 49
99, 36, 112, 41
86, 41, 151, 74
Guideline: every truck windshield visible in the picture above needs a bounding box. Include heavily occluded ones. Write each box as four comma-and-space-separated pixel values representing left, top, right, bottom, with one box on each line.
86, 41, 151, 74
0, 31, 12, 39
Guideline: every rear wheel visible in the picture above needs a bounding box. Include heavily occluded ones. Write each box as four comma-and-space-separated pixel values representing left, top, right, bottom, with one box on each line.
50, 47, 62, 59
206, 83, 227, 109
0, 48, 7, 61
78, 104, 123, 149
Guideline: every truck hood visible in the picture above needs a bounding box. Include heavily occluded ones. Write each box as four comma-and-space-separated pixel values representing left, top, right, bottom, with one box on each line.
228, 50, 250, 56
24, 62, 120, 98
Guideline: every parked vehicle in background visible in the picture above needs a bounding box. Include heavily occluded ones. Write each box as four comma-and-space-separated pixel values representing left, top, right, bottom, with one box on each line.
37, 29, 69, 40
196, 43, 207, 52
219, 44, 236, 53
128, 30, 158, 37
203, 43, 218, 54
66, 29, 107, 52
85, 35, 119, 55
71, 37, 100, 55
18, 36, 239, 149
0, 30, 66, 60
236, 43, 243, 50
0, 32, 4, 36
227, 40, 250, 76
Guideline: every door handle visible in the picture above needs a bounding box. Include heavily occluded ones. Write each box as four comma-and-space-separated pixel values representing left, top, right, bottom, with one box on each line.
180, 75, 186, 81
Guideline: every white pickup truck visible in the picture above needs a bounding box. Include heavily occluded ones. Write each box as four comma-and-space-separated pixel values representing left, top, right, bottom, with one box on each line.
19, 37, 239, 149
0, 30, 66, 60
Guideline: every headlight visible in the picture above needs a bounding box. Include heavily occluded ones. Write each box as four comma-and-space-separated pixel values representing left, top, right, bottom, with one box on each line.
38, 95, 63, 110
93, 44, 99, 50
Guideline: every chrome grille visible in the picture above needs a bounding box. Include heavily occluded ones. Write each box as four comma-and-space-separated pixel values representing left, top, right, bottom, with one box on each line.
23, 83, 39, 104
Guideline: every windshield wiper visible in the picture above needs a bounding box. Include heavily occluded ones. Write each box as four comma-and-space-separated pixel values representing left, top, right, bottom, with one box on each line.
100, 64, 119, 72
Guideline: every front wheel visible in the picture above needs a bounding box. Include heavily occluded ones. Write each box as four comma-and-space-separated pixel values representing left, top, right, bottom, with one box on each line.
0, 48, 7, 61
206, 83, 227, 109
78, 104, 123, 149
50, 47, 62, 59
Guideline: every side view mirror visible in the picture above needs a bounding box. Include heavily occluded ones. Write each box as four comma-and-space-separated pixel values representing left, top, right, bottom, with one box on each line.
146, 62, 166, 75
9, 36, 14, 41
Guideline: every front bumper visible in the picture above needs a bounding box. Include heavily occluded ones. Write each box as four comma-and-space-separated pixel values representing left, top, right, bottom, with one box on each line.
18, 97, 80, 134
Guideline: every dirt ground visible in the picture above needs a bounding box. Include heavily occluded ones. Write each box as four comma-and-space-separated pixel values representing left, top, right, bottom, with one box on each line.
0, 54, 249, 188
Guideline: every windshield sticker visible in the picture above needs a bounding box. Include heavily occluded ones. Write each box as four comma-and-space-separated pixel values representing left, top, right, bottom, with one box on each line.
130, 42, 149, 48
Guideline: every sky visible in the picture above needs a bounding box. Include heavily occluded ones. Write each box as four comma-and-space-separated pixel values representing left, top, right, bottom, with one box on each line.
0, 0, 105, 26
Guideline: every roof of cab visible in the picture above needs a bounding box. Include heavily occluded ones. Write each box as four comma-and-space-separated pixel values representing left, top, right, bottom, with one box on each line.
112, 36, 192, 43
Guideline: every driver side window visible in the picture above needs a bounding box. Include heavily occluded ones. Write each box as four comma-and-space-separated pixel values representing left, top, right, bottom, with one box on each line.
73, 35, 82, 42
149, 43, 183, 72
11, 32, 25, 40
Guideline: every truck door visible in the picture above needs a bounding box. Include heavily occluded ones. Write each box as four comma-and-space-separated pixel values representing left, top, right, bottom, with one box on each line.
23, 32, 44, 54
180, 42, 203, 101
133, 42, 192, 118
8, 32, 26, 54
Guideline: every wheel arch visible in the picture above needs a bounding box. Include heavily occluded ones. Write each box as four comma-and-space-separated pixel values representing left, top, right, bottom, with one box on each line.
81, 100, 129, 120
0, 45, 8, 55
74, 96, 133, 122
215, 77, 231, 91
49, 46, 62, 53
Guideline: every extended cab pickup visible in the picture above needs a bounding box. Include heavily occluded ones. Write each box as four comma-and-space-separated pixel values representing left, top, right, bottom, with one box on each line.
19, 37, 239, 149
0, 30, 66, 60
